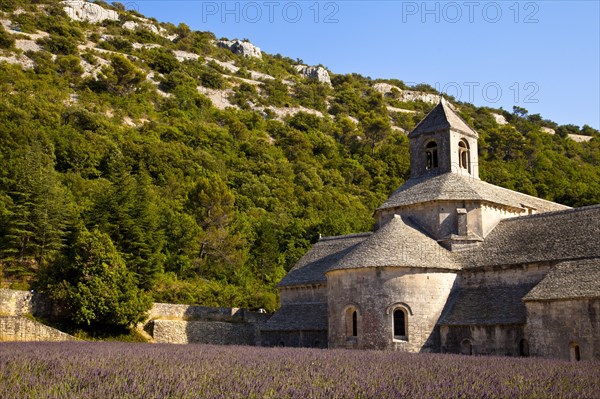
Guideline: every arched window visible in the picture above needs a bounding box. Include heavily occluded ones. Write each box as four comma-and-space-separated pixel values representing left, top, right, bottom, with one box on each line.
393, 309, 406, 338
425, 141, 438, 170
570, 343, 581, 361
344, 306, 359, 339
519, 339, 529, 357
458, 140, 470, 170
461, 339, 473, 355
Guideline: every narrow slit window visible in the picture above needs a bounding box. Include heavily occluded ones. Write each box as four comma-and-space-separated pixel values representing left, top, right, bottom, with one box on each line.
352, 310, 358, 337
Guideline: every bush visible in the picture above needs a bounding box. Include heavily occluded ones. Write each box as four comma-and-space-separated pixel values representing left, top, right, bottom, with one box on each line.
38, 34, 78, 55
0, 24, 15, 49
37, 228, 152, 330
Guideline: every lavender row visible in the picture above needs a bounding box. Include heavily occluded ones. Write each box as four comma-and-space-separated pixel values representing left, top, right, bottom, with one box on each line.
0, 342, 598, 398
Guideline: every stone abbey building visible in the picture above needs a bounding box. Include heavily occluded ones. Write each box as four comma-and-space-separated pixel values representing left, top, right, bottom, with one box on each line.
261, 98, 600, 361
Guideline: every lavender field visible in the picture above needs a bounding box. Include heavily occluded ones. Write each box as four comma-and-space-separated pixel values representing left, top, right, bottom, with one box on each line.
0, 342, 598, 398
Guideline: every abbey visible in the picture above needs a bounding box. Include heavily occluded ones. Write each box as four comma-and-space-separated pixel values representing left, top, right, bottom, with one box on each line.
261, 98, 600, 360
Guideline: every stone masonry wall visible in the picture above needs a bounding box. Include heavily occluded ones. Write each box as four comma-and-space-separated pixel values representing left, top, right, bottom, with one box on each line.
146, 303, 269, 345
0, 316, 76, 342
0, 289, 54, 318
525, 299, 600, 360
327, 267, 457, 351
279, 285, 327, 306
440, 324, 525, 356
151, 320, 258, 345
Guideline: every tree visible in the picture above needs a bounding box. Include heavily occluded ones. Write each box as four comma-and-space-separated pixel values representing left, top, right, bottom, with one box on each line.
37, 228, 152, 330
96, 55, 145, 95
360, 112, 391, 155
3, 146, 72, 271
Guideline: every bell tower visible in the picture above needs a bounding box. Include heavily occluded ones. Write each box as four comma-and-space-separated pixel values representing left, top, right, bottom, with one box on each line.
408, 97, 479, 180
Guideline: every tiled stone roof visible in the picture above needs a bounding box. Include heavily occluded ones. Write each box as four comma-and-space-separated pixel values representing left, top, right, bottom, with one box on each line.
523, 258, 600, 301
408, 98, 478, 139
378, 172, 570, 213
278, 233, 370, 287
261, 303, 327, 331
460, 205, 600, 268
439, 284, 535, 325
328, 215, 460, 271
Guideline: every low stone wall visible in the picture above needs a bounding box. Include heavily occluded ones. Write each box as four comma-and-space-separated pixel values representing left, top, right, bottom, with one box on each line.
149, 303, 270, 323
150, 303, 239, 321
151, 319, 258, 345
0, 289, 53, 317
0, 289, 34, 316
0, 289, 271, 346
261, 330, 327, 348
0, 316, 76, 342
147, 303, 270, 345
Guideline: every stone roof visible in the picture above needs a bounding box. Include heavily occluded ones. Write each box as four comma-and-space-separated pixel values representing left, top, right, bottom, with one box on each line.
523, 259, 600, 301
439, 284, 535, 326
260, 303, 327, 331
278, 233, 371, 287
408, 98, 478, 139
461, 205, 600, 268
378, 172, 570, 213
328, 215, 460, 272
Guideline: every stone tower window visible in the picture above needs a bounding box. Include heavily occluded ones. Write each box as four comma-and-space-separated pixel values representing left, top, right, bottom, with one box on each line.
459, 140, 470, 170
393, 309, 407, 339
425, 141, 438, 170
352, 310, 358, 337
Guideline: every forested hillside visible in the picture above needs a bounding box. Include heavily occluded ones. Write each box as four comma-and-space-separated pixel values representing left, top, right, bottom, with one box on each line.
0, 1, 598, 331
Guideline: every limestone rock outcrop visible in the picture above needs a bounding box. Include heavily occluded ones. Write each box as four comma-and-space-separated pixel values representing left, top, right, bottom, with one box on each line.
294, 65, 331, 85
373, 83, 439, 104
218, 39, 262, 59
492, 113, 508, 125
62, 1, 119, 23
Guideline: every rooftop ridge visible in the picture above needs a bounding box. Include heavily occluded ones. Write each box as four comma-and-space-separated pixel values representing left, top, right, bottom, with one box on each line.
318, 232, 373, 242
498, 203, 600, 223
475, 178, 570, 209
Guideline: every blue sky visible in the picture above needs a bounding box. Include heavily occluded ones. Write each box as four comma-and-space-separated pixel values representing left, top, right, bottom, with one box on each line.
134, 1, 600, 129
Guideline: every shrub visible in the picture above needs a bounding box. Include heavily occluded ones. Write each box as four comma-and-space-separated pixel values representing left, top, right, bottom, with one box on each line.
0, 24, 15, 49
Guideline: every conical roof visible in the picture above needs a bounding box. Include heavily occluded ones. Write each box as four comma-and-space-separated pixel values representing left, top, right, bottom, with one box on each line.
327, 215, 459, 272
408, 97, 477, 138
378, 172, 569, 213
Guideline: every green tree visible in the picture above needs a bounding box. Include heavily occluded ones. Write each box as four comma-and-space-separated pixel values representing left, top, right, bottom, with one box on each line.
37, 228, 152, 330
360, 112, 391, 155
3, 146, 72, 273
95, 54, 146, 95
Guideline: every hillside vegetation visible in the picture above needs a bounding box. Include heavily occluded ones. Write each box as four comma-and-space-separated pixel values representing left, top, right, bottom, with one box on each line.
0, 1, 598, 330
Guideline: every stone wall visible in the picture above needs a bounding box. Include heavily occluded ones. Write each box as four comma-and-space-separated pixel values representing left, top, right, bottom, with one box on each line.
0, 290, 270, 346
146, 303, 270, 345
279, 285, 327, 305
440, 324, 526, 356
525, 299, 600, 361
261, 330, 327, 348
327, 267, 457, 351
151, 320, 259, 345
0, 289, 54, 318
460, 263, 551, 288
151, 303, 243, 322
0, 316, 76, 342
